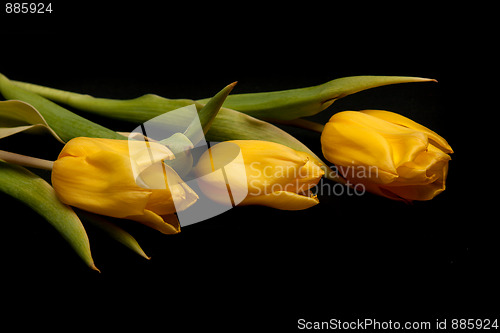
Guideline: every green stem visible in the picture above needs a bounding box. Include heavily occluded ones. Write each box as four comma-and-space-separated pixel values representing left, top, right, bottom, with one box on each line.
0, 150, 54, 170
272, 118, 325, 133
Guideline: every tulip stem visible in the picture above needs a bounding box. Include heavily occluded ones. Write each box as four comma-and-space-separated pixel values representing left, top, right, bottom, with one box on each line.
0, 150, 54, 170
271, 118, 325, 133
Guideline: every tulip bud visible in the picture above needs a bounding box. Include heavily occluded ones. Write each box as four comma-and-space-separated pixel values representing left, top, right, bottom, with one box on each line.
52, 137, 198, 234
320, 110, 453, 201
194, 140, 324, 210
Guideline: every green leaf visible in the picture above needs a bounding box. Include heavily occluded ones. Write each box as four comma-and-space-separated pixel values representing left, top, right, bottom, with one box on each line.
0, 161, 98, 271
0, 100, 64, 143
0, 73, 125, 142
198, 75, 437, 120
206, 107, 315, 155
196, 81, 237, 135
7, 79, 317, 155
12, 78, 202, 124
184, 81, 237, 146
79, 211, 150, 260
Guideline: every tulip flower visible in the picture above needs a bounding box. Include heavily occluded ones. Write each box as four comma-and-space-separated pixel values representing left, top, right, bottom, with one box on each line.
194, 140, 324, 210
52, 137, 198, 234
321, 110, 453, 201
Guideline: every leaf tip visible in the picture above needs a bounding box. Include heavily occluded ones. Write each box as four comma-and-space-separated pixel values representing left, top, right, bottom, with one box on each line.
223, 81, 238, 95
419, 77, 438, 83
90, 263, 101, 273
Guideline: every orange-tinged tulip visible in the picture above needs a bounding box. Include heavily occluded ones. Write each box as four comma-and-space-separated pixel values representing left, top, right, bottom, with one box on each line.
52, 137, 198, 234
321, 110, 453, 201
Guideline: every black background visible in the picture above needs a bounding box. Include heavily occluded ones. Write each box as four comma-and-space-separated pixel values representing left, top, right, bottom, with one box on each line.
0, 2, 496, 331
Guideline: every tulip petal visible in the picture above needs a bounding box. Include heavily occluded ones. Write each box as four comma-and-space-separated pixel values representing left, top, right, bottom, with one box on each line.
322, 111, 435, 183
242, 191, 320, 210
321, 111, 398, 183
360, 110, 453, 154
52, 151, 152, 218
57, 136, 129, 158
380, 182, 446, 201
128, 140, 175, 177
139, 162, 199, 213
368, 144, 450, 201
127, 211, 181, 234
195, 140, 324, 210
53, 137, 198, 231
322, 110, 452, 202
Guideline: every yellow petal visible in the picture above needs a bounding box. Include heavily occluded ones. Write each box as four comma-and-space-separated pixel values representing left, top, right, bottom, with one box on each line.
380, 182, 446, 201
194, 140, 323, 208
231, 140, 307, 165
126, 211, 181, 234
135, 162, 198, 214
52, 151, 152, 218
58, 137, 130, 158
128, 140, 174, 177
322, 111, 433, 183
292, 157, 325, 192
360, 110, 453, 154
52, 137, 199, 231
321, 111, 398, 183
241, 191, 320, 210
395, 145, 451, 186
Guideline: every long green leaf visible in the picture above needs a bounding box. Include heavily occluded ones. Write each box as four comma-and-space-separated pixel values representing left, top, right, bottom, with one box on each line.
7, 78, 320, 159
0, 161, 98, 270
0, 73, 125, 142
11, 78, 203, 124
79, 211, 150, 260
197, 76, 436, 120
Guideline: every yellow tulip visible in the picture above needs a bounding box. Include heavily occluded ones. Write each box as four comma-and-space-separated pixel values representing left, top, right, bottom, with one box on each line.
52, 137, 198, 234
194, 140, 324, 210
321, 110, 453, 201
